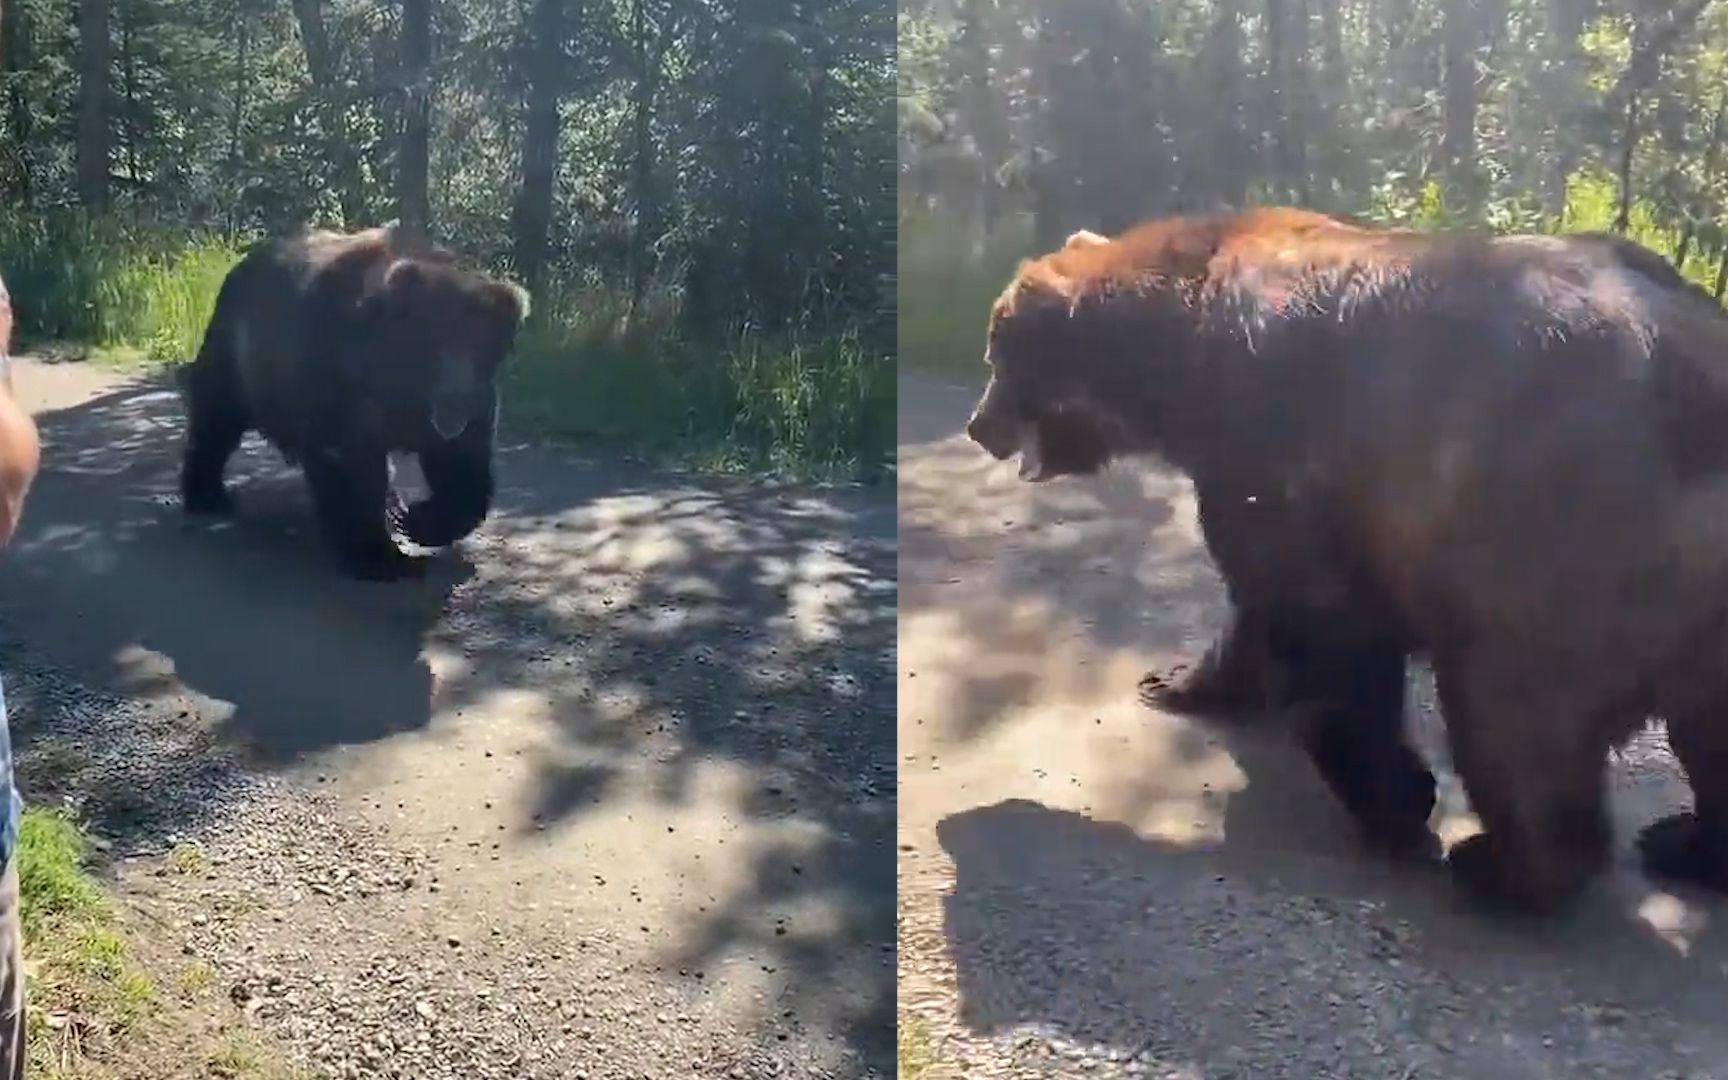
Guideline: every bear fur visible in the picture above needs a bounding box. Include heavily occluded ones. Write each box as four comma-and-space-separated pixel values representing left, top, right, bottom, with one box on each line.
178, 224, 530, 581
965, 206, 1728, 913
1148, 225, 1728, 723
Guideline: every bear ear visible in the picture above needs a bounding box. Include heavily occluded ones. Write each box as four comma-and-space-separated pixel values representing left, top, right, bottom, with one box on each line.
486, 280, 532, 327
379, 257, 430, 309
1064, 229, 1110, 251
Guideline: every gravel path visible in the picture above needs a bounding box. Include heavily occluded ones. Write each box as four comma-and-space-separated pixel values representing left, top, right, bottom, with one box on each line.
898, 368, 1728, 1080
0, 358, 895, 1079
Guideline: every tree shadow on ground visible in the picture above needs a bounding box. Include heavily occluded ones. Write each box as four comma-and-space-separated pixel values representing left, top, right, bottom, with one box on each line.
898, 369, 1226, 747
937, 755, 1728, 1079
0, 366, 896, 1075
899, 368, 1728, 1076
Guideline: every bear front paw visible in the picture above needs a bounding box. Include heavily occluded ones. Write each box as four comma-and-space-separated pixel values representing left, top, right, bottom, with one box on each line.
1139, 657, 1270, 719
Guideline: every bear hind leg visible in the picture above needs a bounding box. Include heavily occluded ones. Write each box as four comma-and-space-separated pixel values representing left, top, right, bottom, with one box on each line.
1638, 695, 1728, 893
179, 354, 249, 515
1437, 656, 1615, 915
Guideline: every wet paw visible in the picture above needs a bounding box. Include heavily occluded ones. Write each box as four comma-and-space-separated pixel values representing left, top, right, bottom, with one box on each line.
1638, 813, 1728, 893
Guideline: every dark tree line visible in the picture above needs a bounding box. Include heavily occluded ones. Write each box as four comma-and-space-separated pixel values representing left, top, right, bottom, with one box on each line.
900, 0, 1728, 294
2, 0, 894, 337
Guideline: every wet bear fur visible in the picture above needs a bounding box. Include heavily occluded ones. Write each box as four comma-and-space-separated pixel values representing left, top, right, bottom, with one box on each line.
965, 207, 1728, 914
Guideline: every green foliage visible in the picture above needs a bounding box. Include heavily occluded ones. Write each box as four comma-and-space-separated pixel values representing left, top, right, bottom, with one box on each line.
16, 807, 305, 1079
4, 0, 893, 340
508, 290, 892, 480
897, 208, 1031, 376
2, 0, 892, 481
0, 213, 889, 480
900, 0, 1728, 294
0, 215, 241, 364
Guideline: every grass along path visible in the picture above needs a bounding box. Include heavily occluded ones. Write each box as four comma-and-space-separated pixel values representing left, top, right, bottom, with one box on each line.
0, 216, 892, 484
19, 807, 307, 1079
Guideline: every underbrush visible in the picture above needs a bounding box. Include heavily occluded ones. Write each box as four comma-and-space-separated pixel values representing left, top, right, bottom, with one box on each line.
510, 288, 892, 481
896, 168, 1728, 379
0, 216, 892, 482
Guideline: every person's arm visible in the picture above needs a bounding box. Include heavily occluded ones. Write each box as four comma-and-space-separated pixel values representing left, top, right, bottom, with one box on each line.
0, 278, 39, 550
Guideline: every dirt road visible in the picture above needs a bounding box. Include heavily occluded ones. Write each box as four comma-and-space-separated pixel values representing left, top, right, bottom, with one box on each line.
0, 357, 895, 1079
898, 367, 1728, 1080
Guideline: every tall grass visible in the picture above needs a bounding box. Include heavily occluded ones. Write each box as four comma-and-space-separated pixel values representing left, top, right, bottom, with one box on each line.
0, 215, 892, 481
0, 214, 241, 365
508, 285, 893, 480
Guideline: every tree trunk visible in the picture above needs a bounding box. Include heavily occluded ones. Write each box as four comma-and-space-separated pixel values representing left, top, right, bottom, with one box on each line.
119, 0, 136, 187
1204, 0, 1248, 205
1316, 0, 1347, 195
1285, 0, 1311, 203
512, 0, 563, 302
1676, 97, 1727, 267
289, 0, 365, 223
1542, 0, 1592, 216
1613, 88, 1640, 234
1441, 0, 1479, 215
2, 0, 33, 199
1263, 0, 1290, 197
956, 0, 1008, 239
397, 0, 431, 236
627, 0, 680, 312
76, 0, 111, 208
227, 0, 251, 233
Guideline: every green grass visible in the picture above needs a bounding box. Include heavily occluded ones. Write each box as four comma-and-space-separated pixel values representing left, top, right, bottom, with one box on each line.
509, 287, 893, 480
18, 807, 157, 1077
896, 1012, 946, 1079
0, 214, 893, 483
164, 842, 207, 877
204, 1030, 317, 1080
15, 807, 302, 1079
0, 214, 239, 369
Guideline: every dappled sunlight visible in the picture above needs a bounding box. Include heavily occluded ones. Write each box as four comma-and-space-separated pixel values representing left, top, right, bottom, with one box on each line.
0, 360, 895, 1072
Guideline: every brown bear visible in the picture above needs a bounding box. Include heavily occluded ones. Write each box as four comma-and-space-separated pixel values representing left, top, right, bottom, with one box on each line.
1145, 224, 1728, 724
965, 206, 1728, 914
178, 225, 530, 581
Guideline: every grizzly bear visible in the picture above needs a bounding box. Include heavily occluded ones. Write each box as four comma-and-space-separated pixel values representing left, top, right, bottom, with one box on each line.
177, 225, 529, 581
966, 206, 1728, 914
1149, 225, 1726, 723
